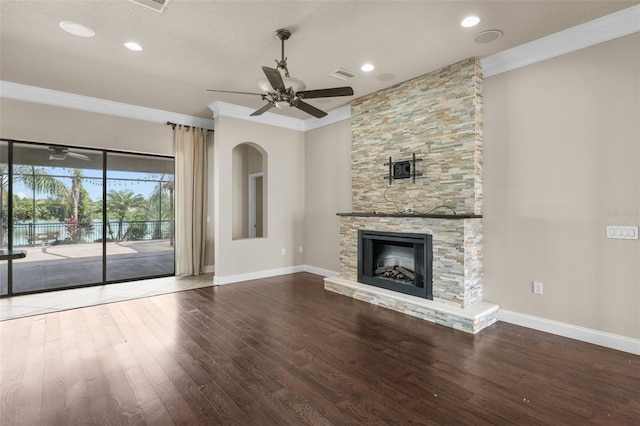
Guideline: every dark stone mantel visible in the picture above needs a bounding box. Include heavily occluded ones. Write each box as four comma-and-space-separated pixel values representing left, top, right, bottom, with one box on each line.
337, 212, 482, 220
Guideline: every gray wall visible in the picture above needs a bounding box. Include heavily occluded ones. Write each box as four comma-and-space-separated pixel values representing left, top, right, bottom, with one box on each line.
482, 33, 640, 339
303, 119, 352, 273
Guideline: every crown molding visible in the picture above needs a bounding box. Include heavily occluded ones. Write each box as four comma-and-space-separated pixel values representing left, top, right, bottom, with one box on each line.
208, 101, 306, 131
303, 104, 351, 131
0, 80, 215, 130
481, 4, 640, 78
208, 101, 351, 132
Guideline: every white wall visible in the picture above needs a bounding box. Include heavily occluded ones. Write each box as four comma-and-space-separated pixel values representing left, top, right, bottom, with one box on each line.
212, 115, 305, 281
0, 98, 173, 155
483, 33, 640, 339
303, 119, 352, 273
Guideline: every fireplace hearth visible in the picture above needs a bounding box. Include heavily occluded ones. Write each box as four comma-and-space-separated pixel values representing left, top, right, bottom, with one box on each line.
358, 230, 432, 299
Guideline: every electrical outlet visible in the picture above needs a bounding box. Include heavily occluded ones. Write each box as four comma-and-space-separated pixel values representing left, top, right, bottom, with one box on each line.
606, 225, 639, 240
533, 281, 544, 295
299, 246, 303, 253
281, 248, 286, 255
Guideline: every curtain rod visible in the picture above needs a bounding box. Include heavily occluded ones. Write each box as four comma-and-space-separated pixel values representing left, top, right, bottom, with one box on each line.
166, 121, 213, 132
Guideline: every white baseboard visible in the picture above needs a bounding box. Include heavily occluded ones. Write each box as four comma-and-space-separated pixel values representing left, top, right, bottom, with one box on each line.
212, 264, 338, 285
213, 265, 306, 285
202, 265, 215, 274
303, 265, 339, 277
499, 309, 640, 356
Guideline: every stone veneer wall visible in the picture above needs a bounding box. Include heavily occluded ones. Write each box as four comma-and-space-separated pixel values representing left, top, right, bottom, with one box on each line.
339, 216, 483, 309
350, 57, 483, 215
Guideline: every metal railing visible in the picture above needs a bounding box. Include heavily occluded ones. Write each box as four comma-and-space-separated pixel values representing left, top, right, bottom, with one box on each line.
9, 220, 173, 247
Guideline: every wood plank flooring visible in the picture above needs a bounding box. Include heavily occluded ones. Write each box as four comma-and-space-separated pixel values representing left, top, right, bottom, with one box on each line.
1, 272, 638, 425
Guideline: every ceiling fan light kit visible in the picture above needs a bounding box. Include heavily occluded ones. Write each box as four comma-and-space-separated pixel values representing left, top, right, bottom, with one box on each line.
208, 28, 354, 118
49, 153, 67, 161
257, 76, 306, 94
48, 146, 91, 161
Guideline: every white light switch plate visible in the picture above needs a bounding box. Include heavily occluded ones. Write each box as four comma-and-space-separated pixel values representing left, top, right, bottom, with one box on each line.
606, 225, 638, 240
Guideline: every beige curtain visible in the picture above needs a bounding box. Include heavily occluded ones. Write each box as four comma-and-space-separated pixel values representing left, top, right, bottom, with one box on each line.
174, 126, 207, 276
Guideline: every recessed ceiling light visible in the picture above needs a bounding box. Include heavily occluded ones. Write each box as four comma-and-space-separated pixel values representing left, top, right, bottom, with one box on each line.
59, 21, 95, 38
460, 16, 481, 28
124, 41, 143, 51
361, 63, 375, 72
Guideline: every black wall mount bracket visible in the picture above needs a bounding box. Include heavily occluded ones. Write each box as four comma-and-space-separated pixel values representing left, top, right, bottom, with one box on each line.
383, 153, 423, 184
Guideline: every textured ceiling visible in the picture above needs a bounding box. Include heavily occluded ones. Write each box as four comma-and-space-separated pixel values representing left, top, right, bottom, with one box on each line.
1, 1, 637, 120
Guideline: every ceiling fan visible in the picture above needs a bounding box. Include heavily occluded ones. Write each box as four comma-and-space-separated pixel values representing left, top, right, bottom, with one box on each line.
48, 146, 90, 161
208, 29, 354, 118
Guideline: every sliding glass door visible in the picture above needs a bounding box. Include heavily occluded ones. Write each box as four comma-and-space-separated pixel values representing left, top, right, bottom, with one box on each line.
106, 152, 174, 281
11, 143, 104, 293
0, 141, 8, 296
1, 140, 174, 296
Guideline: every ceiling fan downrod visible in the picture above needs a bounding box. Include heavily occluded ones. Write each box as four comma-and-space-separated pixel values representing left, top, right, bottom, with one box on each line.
275, 29, 291, 77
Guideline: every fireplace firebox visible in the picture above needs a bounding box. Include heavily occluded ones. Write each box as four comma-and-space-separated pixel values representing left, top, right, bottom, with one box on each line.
358, 230, 433, 299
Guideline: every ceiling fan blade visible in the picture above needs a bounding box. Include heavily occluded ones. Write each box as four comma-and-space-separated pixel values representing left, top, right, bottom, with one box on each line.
66, 151, 91, 161
295, 100, 327, 118
297, 87, 354, 99
250, 103, 274, 117
262, 66, 286, 92
207, 89, 262, 96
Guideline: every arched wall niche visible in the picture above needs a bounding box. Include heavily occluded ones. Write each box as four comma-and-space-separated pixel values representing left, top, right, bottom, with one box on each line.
231, 142, 268, 240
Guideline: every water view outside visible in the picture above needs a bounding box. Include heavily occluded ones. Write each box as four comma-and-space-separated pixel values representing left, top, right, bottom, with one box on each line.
106, 151, 174, 282
1, 142, 174, 295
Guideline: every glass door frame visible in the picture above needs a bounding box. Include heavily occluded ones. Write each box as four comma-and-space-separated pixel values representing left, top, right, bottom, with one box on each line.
0, 138, 175, 297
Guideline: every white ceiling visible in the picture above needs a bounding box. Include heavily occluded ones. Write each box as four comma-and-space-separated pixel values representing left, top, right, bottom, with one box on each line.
1, 1, 637, 120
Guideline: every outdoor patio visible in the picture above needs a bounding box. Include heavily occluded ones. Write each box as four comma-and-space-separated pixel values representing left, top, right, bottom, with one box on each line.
1, 240, 174, 294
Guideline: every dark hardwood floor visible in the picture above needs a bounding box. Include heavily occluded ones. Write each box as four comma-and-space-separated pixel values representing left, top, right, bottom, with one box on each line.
1, 272, 638, 425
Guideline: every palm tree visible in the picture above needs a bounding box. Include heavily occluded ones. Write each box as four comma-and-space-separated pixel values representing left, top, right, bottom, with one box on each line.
71, 170, 82, 225
7, 165, 70, 245
107, 189, 146, 241
145, 177, 173, 239
15, 165, 69, 199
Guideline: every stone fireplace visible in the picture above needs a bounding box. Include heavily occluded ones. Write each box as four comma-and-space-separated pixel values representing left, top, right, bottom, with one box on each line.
324, 57, 499, 334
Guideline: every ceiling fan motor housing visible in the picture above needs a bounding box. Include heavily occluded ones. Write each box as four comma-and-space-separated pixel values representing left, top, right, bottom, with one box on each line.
275, 29, 291, 41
